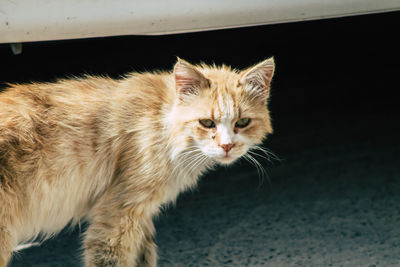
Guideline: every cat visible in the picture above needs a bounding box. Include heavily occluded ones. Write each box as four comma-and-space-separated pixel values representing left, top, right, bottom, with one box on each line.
0, 57, 275, 267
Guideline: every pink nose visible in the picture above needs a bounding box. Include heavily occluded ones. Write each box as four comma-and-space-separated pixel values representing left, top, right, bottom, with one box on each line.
221, 143, 234, 152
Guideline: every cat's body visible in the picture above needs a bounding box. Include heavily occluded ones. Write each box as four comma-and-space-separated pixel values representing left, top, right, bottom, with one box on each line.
0, 58, 275, 266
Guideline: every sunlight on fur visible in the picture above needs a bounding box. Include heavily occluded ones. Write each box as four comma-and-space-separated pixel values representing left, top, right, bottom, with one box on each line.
0, 57, 275, 267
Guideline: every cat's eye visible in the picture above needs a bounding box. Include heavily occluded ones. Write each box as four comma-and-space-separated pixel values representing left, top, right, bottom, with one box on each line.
235, 118, 251, 128
199, 119, 215, 128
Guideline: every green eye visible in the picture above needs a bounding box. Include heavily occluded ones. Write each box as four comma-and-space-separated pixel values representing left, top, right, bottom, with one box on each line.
235, 118, 251, 128
199, 119, 215, 128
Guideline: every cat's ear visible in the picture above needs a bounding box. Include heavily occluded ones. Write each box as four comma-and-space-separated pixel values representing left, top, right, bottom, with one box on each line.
174, 58, 209, 101
239, 57, 275, 102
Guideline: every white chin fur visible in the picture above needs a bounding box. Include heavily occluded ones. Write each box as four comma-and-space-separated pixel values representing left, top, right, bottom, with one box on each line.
216, 158, 237, 165
213, 154, 242, 165
200, 146, 247, 165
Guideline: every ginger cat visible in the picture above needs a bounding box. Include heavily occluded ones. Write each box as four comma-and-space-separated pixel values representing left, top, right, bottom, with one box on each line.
0, 58, 275, 266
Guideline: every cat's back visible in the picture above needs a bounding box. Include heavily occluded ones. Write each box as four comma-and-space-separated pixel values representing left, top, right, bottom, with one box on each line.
0, 72, 173, 130
0, 77, 119, 183
0, 82, 58, 164
2, 75, 132, 133
0, 76, 116, 120
0, 73, 173, 181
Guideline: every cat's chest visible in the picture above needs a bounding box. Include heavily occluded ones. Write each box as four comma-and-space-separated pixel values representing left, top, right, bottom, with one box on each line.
161, 163, 206, 204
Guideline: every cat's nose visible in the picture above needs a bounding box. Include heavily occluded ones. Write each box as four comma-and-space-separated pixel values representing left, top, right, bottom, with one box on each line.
221, 143, 234, 152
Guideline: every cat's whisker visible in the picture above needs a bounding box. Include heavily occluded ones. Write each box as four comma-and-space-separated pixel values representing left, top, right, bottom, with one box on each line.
191, 155, 210, 173
178, 148, 202, 159
175, 150, 198, 160
256, 146, 280, 160
251, 145, 281, 163
245, 154, 260, 176
172, 150, 205, 174
185, 154, 209, 174
243, 154, 260, 179
181, 154, 200, 171
249, 155, 267, 187
247, 149, 276, 169
172, 156, 196, 174
174, 147, 201, 160
14, 242, 41, 251
175, 146, 202, 157
247, 150, 270, 161
244, 153, 269, 187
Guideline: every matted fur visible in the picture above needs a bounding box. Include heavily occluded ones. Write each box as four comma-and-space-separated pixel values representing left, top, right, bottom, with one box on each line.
0, 58, 275, 266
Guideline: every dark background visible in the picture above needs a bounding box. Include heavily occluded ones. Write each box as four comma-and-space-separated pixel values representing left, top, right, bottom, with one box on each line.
4, 11, 400, 267
1, 11, 399, 115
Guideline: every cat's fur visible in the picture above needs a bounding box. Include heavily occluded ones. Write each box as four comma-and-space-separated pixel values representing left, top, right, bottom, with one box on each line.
0, 58, 275, 266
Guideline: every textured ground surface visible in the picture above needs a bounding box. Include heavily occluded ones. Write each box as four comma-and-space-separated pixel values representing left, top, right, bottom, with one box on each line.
9, 109, 400, 267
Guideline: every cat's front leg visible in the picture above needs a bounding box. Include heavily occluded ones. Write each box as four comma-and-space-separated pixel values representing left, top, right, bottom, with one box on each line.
135, 218, 157, 267
0, 225, 16, 267
83, 208, 156, 267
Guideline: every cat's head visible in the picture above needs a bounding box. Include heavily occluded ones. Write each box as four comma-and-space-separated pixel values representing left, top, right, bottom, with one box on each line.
168, 58, 275, 166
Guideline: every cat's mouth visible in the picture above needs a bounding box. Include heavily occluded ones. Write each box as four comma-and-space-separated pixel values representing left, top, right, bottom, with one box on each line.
199, 147, 243, 165
213, 153, 239, 165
